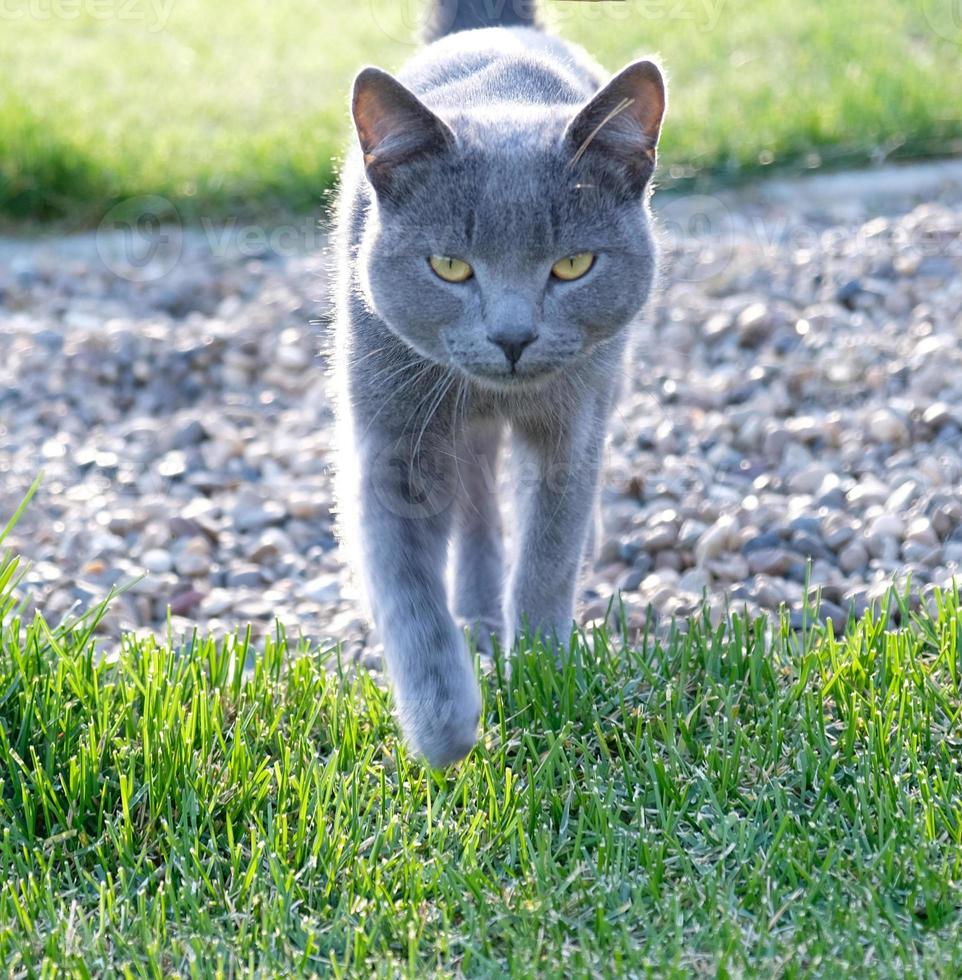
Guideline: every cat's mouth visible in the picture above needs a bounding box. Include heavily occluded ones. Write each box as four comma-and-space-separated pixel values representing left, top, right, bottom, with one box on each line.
462, 364, 558, 392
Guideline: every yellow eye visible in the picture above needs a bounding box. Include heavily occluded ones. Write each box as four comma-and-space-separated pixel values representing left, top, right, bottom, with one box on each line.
429, 255, 473, 283
551, 252, 595, 281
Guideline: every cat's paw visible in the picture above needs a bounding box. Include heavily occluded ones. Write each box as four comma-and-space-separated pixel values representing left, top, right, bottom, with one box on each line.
395, 664, 482, 768
459, 616, 503, 666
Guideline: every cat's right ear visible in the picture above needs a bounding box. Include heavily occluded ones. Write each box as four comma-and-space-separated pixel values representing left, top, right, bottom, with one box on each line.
564, 59, 666, 194
352, 67, 454, 196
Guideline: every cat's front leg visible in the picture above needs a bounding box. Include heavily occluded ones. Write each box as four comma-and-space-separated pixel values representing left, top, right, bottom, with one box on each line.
507, 399, 608, 646
358, 426, 481, 767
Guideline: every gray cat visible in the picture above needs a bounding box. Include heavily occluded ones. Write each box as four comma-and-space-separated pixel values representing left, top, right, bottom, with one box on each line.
333, 0, 666, 767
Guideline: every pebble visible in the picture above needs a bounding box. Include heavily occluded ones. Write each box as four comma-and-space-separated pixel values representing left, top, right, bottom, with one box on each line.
174, 541, 211, 578
838, 541, 868, 574
249, 528, 289, 564
847, 476, 890, 507
822, 517, 855, 550
868, 514, 905, 539
617, 568, 645, 592
288, 492, 327, 520
678, 518, 708, 548
301, 575, 342, 603
905, 517, 937, 547
232, 501, 287, 532
695, 515, 735, 564
201, 589, 234, 617
868, 409, 910, 446
742, 530, 782, 555
788, 516, 822, 537
141, 548, 174, 575
706, 554, 750, 581
277, 344, 312, 371
923, 402, 953, 428
170, 588, 205, 617
644, 522, 678, 551
736, 302, 774, 347
746, 548, 795, 577
678, 568, 709, 595
225, 565, 264, 589
171, 419, 206, 449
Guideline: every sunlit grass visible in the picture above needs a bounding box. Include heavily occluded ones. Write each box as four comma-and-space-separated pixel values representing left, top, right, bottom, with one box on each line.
1, 0, 960, 226
2, 483, 962, 974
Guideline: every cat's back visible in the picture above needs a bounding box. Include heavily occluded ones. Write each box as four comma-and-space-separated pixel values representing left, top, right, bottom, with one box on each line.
398, 26, 605, 109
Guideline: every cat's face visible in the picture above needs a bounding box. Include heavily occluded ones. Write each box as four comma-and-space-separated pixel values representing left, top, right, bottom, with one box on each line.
352, 62, 665, 390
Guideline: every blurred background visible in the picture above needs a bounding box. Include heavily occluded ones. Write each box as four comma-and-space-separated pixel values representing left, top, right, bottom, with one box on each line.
1, 0, 961, 652
2, 0, 961, 228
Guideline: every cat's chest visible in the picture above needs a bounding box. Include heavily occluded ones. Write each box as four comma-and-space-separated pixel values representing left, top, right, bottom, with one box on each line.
458, 379, 567, 428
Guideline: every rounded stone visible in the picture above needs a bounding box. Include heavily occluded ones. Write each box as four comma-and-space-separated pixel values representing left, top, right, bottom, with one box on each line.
695, 515, 735, 564
838, 541, 868, 574
867, 409, 909, 445
141, 548, 173, 575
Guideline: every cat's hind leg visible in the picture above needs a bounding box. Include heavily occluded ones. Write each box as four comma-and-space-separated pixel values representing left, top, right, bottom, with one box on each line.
451, 419, 505, 658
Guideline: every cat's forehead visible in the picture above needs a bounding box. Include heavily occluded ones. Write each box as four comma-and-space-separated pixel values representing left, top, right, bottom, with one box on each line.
407, 115, 627, 252
452, 104, 571, 171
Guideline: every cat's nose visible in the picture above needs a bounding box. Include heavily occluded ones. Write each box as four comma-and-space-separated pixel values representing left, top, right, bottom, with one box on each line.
487, 328, 537, 367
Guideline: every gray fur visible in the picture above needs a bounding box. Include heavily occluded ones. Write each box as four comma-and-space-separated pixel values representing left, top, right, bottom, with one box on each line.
333, 5, 666, 767
423, 0, 539, 42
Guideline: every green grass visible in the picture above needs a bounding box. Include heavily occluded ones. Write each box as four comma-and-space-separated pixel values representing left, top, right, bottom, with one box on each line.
1, 0, 961, 227
3, 493, 962, 975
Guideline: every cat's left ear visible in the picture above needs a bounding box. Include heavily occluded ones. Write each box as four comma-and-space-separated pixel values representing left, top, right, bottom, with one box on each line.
352, 66, 455, 196
564, 59, 666, 193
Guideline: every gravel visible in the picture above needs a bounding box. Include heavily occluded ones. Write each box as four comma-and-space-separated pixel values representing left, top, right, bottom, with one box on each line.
2, 161, 962, 656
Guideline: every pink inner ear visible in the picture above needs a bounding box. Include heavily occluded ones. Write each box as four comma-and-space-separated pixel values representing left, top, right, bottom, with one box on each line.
566, 60, 666, 168
570, 96, 653, 167
352, 67, 454, 173
353, 72, 413, 158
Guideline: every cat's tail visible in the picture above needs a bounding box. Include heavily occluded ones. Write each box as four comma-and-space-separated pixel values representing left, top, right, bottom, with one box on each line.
423, 0, 541, 42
